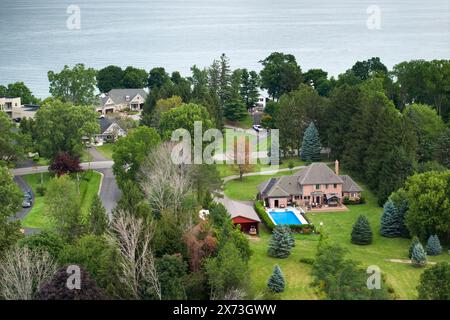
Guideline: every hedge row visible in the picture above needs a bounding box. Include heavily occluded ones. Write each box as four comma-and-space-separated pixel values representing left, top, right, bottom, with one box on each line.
254, 201, 275, 230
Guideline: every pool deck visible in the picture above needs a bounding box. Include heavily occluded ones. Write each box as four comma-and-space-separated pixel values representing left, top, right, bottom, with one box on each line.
266, 206, 308, 225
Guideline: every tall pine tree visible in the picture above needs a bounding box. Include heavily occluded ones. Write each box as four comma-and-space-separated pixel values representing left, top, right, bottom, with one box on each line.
268, 226, 295, 258
267, 265, 285, 293
300, 121, 321, 161
408, 236, 420, 258
389, 188, 410, 238
426, 235, 442, 256
351, 215, 373, 245
88, 195, 109, 236
380, 200, 401, 237
411, 243, 427, 268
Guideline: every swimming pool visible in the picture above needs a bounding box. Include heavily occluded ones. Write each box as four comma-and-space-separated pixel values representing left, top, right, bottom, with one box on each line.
268, 211, 303, 225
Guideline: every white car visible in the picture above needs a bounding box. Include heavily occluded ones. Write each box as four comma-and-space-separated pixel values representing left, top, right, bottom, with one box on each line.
252, 124, 262, 132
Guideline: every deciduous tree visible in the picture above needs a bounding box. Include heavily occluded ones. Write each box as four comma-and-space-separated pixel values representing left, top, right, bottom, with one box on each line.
48, 64, 97, 105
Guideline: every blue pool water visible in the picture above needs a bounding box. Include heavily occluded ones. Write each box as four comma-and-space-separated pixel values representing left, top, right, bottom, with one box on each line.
268, 211, 302, 226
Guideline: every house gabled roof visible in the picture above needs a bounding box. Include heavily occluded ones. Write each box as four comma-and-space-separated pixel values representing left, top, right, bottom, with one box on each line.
98, 117, 124, 134
339, 175, 363, 192
257, 175, 302, 198
217, 198, 261, 223
294, 162, 343, 185
98, 89, 147, 106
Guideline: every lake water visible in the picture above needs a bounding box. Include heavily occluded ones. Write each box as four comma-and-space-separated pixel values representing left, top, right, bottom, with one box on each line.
1, 0, 449, 98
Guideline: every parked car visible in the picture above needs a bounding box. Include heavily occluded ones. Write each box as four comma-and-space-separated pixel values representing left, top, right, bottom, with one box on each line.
252, 124, 262, 132
22, 200, 31, 208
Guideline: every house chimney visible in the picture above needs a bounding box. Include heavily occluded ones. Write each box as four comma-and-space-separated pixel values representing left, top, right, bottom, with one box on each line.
335, 160, 339, 176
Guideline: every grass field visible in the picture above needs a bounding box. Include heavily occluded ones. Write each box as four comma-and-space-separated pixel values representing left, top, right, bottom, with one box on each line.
21, 171, 102, 229
217, 157, 305, 179
96, 144, 115, 160
224, 167, 450, 300
225, 115, 253, 129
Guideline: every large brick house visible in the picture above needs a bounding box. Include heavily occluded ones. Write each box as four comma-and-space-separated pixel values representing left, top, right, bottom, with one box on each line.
257, 161, 362, 209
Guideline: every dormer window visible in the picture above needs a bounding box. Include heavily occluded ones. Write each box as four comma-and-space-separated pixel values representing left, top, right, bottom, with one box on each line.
125, 95, 130, 102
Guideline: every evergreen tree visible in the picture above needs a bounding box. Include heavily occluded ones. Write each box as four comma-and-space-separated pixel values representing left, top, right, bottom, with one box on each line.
224, 99, 247, 121
351, 215, 373, 245
268, 226, 295, 258
267, 265, 285, 293
408, 236, 420, 258
426, 235, 442, 256
88, 195, 109, 236
300, 122, 321, 161
389, 188, 410, 238
380, 200, 401, 237
411, 243, 427, 268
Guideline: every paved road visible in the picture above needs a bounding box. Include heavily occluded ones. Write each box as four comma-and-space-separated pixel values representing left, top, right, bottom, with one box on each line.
12, 176, 40, 235
13, 176, 33, 220
10, 160, 113, 176
10, 148, 118, 229
97, 168, 121, 219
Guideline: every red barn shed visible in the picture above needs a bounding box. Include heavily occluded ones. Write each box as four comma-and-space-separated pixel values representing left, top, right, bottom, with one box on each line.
218, 197, 261, 235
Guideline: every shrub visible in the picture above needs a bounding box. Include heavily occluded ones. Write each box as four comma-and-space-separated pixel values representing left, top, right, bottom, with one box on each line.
426, 235, 442, 256
268, 225, 295, 259
411, 243, 427, 268
19, 231, 64, 259
267, 265, 285, 293
254, 201, 275, 230
343, 196, 365, 205
417, 262, 450, 300
288, 160, 295, 170
351, 215, 373, 245
36, 184, 46, 196
299, 257, 315, 265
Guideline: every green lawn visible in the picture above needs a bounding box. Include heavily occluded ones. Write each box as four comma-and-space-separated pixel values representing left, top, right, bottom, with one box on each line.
217, 157, 305, 179
96, 144, 115, 160
225, 115, 253, 129
226, 166, 450, 299
21, 171, 102, 229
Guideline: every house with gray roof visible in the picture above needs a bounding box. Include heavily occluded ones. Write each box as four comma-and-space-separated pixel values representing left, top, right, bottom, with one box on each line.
257, 161, 363, 209
96, 88, 147, 114
216, 197, 261, 234
94, 116, 126, 144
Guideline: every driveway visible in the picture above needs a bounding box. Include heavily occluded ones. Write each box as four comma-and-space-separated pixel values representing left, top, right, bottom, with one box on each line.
97, 168, 121, 219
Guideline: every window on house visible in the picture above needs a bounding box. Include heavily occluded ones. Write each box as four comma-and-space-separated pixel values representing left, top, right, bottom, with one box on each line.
325, 184, 329, 189
334, 184, 337, 188
316, 184, 320, 190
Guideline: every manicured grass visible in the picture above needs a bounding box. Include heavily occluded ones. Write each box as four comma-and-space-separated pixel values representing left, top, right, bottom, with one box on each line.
21, 173, 53, 229
96, 143, 115, 160
247, 227, 320, 299
21, 171, 102, 229
246, 180, 450, 300
225, 115, 253, 129
224, 170, 298, 201
217, 157, 305, 179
